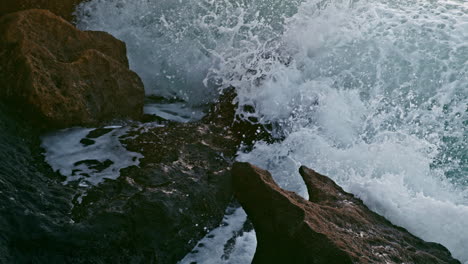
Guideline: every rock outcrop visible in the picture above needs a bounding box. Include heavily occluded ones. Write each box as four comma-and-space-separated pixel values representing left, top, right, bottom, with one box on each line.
233, 162, 461, 264
65, 91, 254, 263
0, 9, 144, 128
0, 0, 85, 22
0, 90, 262, 263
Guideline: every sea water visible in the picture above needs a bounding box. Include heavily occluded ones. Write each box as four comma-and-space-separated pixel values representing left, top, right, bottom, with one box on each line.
76, 0, 467, 262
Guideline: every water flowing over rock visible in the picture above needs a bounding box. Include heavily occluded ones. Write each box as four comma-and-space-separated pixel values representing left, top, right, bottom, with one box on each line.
232, 162, 461, 264
0, 9, 144, 128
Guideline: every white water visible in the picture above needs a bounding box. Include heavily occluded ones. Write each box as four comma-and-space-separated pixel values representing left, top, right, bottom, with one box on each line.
42, 126, 143, 187
180, 207, 257, 264
144, 101, 206, 122
76, 0, 467, 262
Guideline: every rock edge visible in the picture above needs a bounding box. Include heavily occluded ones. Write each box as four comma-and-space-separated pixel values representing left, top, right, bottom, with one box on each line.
233, 162, 460, 264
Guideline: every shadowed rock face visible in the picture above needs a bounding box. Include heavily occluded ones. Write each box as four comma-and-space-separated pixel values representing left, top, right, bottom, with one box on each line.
0, 89, 265, 263
0, 9, 144, 128
0, 0, 85, 22
232, 162, 461, 264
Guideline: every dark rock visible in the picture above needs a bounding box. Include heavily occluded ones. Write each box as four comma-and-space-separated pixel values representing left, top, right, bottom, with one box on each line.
232, 162, 461, 264
66, 90, 251, 263
0, 10, 144, 128
85, 128, 115, 138
0, 0, 86, 22
204, 87, 277, 148
73, 159, 114, 172
79, 138, 95, 146
0, 103, 77, 263
0, 87, 269, 262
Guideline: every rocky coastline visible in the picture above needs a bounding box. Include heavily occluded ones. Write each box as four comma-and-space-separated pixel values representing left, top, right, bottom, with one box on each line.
233, 162, 461, 264
0, 3, 462, 264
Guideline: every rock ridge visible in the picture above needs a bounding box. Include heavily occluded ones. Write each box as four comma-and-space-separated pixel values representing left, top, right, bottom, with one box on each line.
233, 162, 461, 264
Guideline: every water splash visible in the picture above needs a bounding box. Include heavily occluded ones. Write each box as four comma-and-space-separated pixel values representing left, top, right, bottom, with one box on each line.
236, 0, 468, 261
76, 0, 301, 105
77, 0, 468, 262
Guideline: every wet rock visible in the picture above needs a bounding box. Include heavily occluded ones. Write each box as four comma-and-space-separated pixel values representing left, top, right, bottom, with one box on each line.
67, 90, 252, 263
0, 9, 144, 128
0, 0, 85, 22
233, 162, 461, 264
0, 103, 77, 263
205, 87, 277, 148
0, 88, 269, 262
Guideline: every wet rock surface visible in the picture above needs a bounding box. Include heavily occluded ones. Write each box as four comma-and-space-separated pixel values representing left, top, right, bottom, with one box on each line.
233, 162, 461, 264
64, 91, 256, 263
0, 90, 240, 262
0, 9, 144, 128
0, 103, 76, 263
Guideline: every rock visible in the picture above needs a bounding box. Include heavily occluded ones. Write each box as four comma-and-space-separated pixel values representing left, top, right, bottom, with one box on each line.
0, 102, 77, 263
204, 87, 277, 148
0, 0, 85, 22
66, 90, 249, 263
0, 85, 268, 262
232, 162, 461, 264
0, 9, 144, 128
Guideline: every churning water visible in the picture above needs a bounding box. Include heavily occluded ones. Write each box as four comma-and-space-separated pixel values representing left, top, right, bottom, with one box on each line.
76, 0, 467, 262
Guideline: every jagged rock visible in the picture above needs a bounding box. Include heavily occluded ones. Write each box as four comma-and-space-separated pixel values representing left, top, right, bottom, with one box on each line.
0, 83, 267, 262
0, 9, 144, 128
232, 162, 461, 264
0, 0, 85, 22
66, 90, 254, 263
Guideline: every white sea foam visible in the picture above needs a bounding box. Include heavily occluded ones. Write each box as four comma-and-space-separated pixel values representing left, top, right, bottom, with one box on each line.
41, 126, 143, 187
76, 0, 467, 262
179, 207, 256, 264
144, 102, 206, 122
236, 0, 468, 262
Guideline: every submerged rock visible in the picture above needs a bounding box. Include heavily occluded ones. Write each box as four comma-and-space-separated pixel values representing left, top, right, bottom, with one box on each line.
0, 9, 144, 128
233, 162, 461, 264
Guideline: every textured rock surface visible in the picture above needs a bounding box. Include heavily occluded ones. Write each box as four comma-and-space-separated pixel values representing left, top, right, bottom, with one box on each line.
0, 90, 256, 263
67, 91, 250, 263
0, 9, 144, 128
0, 0, 85, 22
233, 162, 461, 264
0, 102, 77, 263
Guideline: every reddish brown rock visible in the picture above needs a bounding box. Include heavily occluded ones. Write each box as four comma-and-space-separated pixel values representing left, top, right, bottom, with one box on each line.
233, 162, 460, 264
0, 9, 144, 128
0, 0, 85, 22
